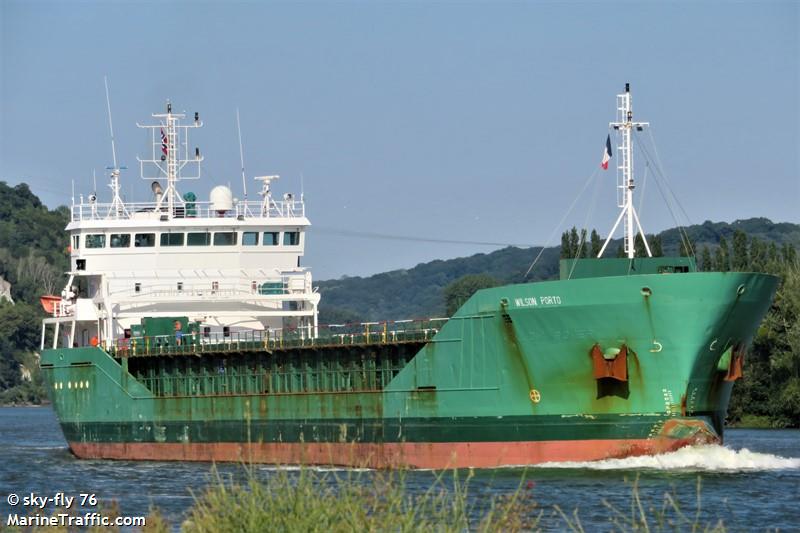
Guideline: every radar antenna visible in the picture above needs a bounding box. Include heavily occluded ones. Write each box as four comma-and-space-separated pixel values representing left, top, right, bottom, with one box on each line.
255, 175, 280, 216
598, 83, 652, 259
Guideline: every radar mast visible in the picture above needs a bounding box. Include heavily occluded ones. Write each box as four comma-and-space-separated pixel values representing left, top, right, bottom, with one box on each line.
136, 103, 204, 217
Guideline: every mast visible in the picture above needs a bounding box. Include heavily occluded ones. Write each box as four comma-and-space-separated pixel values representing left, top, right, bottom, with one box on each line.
136, 103, 203, 218
598, 83, 651, 259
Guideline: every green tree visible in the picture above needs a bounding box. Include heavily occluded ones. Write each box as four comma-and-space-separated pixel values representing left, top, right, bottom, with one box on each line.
782, 243, 797, 264
716, 237, 730, 271
700, 245, 712, 271
578, 229, 588, 258
749, 237, 767, 272
650, 235, 664, 257
318, 306, 362, 327
732, 229, 749, 271
568, 227, 580, 259
590, 229, 602, 258
634, 234, 647, 257
0, 302, 40, 390
560, 231, 571, 259
729, 260, 800, 427
768, 242, 779, 264
443, 274, 499, 316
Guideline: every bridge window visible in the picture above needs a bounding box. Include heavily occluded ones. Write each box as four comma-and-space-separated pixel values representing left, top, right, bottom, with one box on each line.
187, 232, 210, 246
160, 233, 185, 246
263, 232, 279, 246
72, 235, 80, 250
110, 234, 131, 248
134, 233, 155, 247
283, 231, 300, 246
242, 232, 258, 246
213, 232, 237, 246
86, 234, 106, 248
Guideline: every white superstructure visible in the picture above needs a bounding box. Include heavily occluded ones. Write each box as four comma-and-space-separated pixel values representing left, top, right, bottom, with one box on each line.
42, 103, 319, 349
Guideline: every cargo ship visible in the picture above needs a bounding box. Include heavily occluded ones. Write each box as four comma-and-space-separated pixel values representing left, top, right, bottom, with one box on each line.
39, 86, 777, 468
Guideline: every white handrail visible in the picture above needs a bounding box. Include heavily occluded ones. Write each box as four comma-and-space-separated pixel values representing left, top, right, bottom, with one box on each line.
71, 199, 305, 222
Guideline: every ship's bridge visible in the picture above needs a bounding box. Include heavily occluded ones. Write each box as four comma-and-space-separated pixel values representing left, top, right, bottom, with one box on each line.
41, 102, 320, 351
66, 197, 309, 275
56, 196, 318, 343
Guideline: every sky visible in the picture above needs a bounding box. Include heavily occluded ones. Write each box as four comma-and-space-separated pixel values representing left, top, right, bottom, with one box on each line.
1, 1, 798, 280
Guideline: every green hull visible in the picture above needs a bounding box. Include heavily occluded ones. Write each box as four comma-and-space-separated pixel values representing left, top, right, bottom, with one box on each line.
40, 267, 778, 467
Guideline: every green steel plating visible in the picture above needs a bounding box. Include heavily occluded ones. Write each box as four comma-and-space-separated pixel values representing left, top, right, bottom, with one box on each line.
40, 260, 778, 451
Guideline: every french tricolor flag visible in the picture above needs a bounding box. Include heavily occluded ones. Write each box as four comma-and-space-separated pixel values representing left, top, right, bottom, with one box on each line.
601, 134, 612, 170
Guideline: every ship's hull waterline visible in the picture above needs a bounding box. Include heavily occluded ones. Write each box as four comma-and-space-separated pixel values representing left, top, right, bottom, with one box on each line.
41, 271, 777, 468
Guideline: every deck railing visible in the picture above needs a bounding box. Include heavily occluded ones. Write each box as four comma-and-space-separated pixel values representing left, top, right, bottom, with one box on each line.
71, 199, 305, 222
107, 318, 448, 358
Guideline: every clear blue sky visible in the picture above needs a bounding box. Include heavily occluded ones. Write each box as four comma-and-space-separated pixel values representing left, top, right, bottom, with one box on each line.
1, 1, 798, 279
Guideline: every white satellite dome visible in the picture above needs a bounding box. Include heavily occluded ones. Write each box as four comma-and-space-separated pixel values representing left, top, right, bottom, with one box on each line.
209, 185, 233, 212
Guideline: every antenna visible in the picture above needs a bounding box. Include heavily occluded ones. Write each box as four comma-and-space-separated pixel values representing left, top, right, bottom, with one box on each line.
236, 108, 247, 198
89, 170, 98, 216
300, 171, 305, 202
104, 76, 118, 169
104, 76, 128, 218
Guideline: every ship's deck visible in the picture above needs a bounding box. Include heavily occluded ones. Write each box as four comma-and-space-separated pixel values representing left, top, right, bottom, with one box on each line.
108, 319, 446, 359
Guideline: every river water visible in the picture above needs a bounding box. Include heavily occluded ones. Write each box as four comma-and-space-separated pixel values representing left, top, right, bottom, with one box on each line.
1, 407, 798, 531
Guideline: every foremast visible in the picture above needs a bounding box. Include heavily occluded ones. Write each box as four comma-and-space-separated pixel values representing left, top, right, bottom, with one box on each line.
598, 83, 651, 259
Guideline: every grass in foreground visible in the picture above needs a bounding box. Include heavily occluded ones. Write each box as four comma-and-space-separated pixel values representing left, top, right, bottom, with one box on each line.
2, 468, 728, 533
175, 468, 724, 533
178, 467, 538, 533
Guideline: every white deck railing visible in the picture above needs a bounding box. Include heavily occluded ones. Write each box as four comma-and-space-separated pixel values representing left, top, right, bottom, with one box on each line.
71, 199, 305, 222
107, 272, 314, 301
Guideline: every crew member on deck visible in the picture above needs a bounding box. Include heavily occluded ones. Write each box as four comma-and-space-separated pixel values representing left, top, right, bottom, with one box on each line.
174, 320, 183, 346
